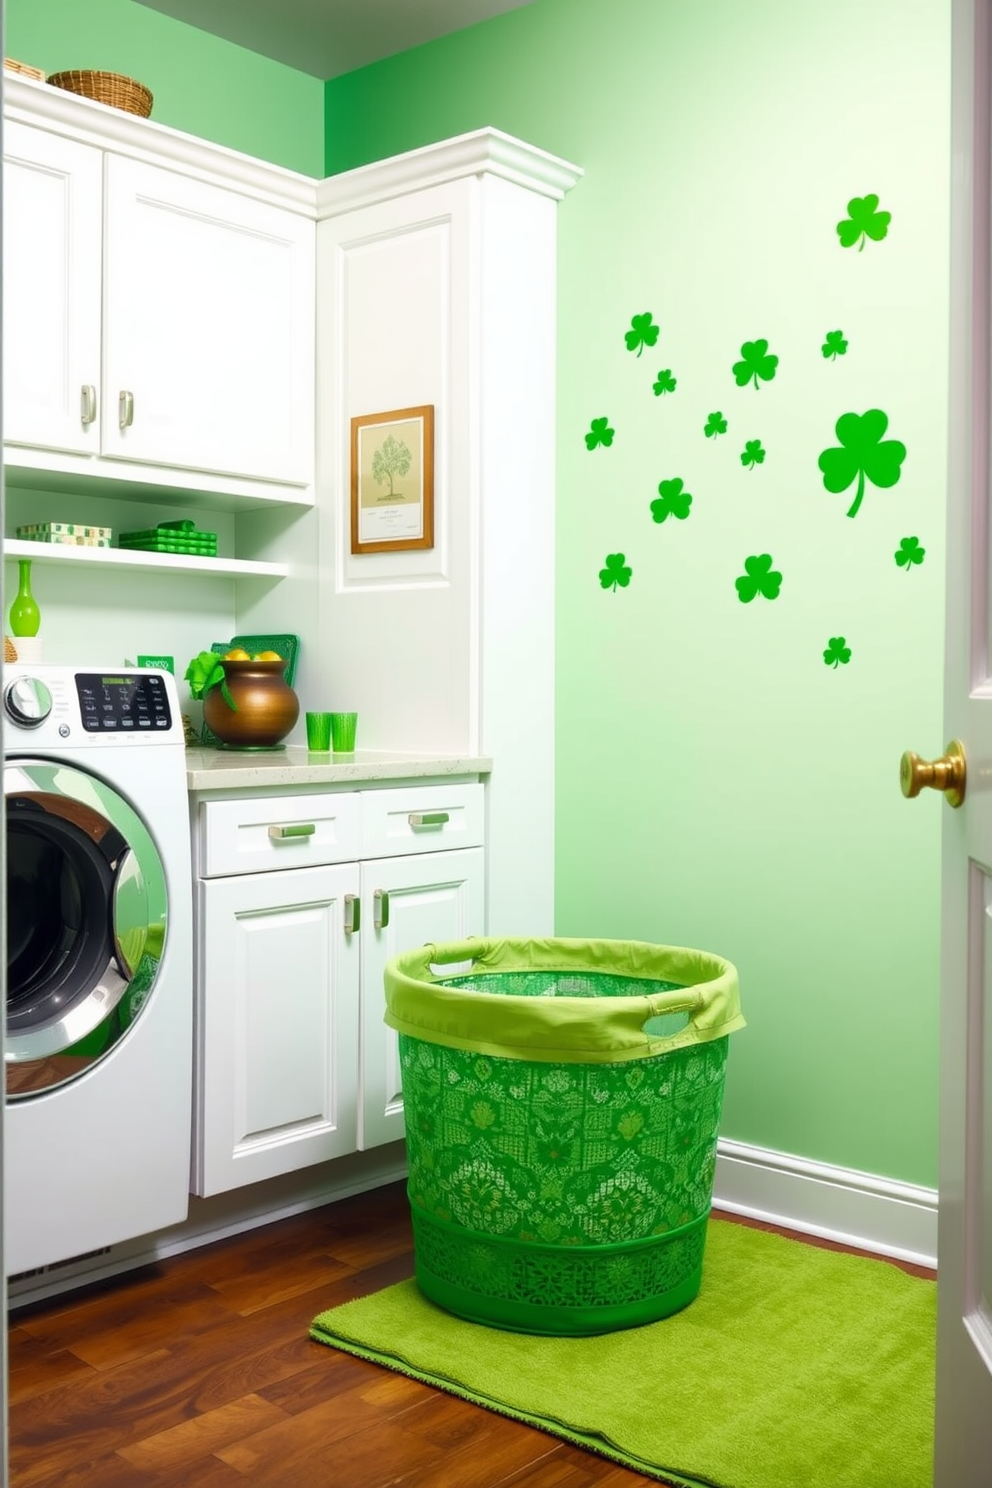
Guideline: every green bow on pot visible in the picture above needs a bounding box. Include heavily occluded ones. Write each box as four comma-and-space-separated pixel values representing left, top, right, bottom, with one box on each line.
184, 650, 236, 710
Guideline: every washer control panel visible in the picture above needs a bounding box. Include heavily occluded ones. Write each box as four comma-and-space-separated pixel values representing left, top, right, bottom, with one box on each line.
2, 664, 183, 746
75, 672, 173, 733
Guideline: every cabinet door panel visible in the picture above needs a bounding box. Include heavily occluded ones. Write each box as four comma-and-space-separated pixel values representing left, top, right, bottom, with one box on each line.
195, 863, 359, 1196
359, 846, 485, 1149
103, 157, 314, 484
3, 123, 102, 454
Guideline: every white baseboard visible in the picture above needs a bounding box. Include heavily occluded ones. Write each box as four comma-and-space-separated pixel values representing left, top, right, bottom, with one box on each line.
713, 1138, 938, 1270
9, 1137, 937, 1308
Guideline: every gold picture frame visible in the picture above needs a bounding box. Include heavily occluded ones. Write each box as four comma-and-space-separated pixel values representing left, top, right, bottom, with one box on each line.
350, 404, 435, 554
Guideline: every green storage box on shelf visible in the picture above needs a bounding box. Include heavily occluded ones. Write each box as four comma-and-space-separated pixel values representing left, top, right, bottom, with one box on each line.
118, 519, 217, 556
384, 936, 745, 1337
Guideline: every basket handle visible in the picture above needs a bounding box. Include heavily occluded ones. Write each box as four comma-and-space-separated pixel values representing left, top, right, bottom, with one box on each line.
423, 938, 482, 969
638, 987, 711, 1053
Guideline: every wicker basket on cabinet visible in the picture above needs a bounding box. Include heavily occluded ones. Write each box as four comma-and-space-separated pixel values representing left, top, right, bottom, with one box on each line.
47, 70, 153, 117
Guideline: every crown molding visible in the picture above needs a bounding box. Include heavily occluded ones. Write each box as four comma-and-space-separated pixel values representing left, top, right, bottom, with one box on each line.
4, 76, 582, 224
3, 72, 317, 214
317, 126, 582, 219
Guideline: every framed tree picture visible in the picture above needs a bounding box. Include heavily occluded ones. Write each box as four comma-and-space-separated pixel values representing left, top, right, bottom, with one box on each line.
350, 404, 435, 554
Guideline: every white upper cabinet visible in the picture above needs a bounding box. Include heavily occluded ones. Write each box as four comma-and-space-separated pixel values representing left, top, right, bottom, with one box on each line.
3, 122, 102, 455
2, 79, 316, 501
102, 157, 314, 484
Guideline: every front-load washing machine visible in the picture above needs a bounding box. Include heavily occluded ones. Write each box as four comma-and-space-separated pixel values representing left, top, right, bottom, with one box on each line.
4, 663, 193, 1275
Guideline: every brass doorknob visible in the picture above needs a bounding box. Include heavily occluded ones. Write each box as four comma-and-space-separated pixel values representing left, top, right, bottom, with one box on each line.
899, 739, 966, 807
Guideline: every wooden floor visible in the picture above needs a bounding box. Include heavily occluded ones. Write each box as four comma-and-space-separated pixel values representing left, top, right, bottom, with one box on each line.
7, 1180, 934, 1488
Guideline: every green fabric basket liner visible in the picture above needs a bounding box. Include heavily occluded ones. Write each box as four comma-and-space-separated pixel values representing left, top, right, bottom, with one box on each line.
384, 936, 744, 1065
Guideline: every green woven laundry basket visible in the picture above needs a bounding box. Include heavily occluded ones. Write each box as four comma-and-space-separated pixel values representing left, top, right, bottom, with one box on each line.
384, 936, 744, 1337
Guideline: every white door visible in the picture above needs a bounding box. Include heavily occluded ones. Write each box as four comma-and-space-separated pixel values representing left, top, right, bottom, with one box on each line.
193, 863, 360, 1197
2, 123, 102, 454
358, 846, 485, 1150
102, 156, 314, 484
931, 2, 992, 1479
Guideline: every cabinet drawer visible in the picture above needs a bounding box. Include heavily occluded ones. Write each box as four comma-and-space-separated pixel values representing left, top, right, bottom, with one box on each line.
199, 792, 362, 877
361, 783, 484, 859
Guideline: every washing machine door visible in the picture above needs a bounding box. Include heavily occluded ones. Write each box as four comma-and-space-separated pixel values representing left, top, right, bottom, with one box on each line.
5, 758, 168, 1098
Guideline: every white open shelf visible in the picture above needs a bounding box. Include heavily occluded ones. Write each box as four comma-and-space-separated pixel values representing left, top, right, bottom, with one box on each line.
2, 539, 287, 580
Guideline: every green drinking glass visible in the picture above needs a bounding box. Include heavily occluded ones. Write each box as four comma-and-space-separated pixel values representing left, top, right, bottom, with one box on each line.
305, 711, 332, 752
329, 712, 358, 752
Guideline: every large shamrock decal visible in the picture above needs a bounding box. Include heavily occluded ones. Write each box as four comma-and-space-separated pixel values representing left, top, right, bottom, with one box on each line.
625, 313, 660, 357
732, 338, 779, 390
650, 477, 692, 523
836, 194, 891, 251
817, 409, 906, 518
735, 554, 782, 603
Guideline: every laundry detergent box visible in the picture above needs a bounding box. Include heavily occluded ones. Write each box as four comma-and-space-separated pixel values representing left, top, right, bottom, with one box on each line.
16, 522, 113, 546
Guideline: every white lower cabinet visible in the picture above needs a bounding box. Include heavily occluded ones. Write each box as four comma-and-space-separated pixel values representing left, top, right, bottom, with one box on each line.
359, 846, 485, 1150
193, 862, 360, 1197
192, 781, 486, 1196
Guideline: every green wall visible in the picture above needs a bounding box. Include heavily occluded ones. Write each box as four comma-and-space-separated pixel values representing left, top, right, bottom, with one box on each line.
4, 0, 323, 175
1, 0, 951, 1187
326, 0, 950, 1188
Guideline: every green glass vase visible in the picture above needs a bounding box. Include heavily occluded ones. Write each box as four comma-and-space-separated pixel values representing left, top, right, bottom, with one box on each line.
9, 558, 41, 638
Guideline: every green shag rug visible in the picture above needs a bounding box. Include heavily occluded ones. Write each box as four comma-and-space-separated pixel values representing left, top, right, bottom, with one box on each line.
311, 1218, 935, 1488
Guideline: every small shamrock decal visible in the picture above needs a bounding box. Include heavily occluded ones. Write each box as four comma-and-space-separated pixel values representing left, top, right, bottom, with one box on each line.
741, 439, 766, 470
652, 369, 677, 396
837, 194, 891, 251
625, 312, 660, 357
732, 338, 779, 390
895, 535, 925, 571
823, 636, 852, 668
650, 477, 692, 524
599, 553, 632, 591
585, 417, 615, 450
818, 408, 907, 518
704, 411, 728, 438
735, 554, 782, 603
822, 330, 848, 360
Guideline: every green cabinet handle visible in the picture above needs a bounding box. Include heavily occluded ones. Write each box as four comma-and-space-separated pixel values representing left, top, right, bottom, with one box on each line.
408, 812, 450, 828
374, 888, 390, 931
344, 893, 360, 935
268, 823, 316, 840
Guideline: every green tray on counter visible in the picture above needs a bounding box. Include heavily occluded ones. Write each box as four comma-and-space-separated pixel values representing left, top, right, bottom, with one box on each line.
210, 634, 300, 685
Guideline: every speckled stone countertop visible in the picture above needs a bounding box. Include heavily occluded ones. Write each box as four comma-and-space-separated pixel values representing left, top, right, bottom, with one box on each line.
185, 746, 492, 792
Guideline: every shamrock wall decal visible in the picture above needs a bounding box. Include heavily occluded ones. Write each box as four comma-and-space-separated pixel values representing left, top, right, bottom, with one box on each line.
652, 369, 677, 396
625, 313, 659, 357
741, 439, 766, 470
599, 553, 632, 590
822, 330, 848, 360
836, 194, 891, 251
585, 417, 615, 450
735, 554, 782, 602
704, 411, 728, 438
650, 477, 693, 523
895, 536, 925, 570
732, 338, 779, 390
823, 636, 852, 668
817, 409, 907, 518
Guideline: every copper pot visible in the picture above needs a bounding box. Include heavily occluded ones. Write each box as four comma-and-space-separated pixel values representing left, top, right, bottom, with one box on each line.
202, 657, 299, 748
